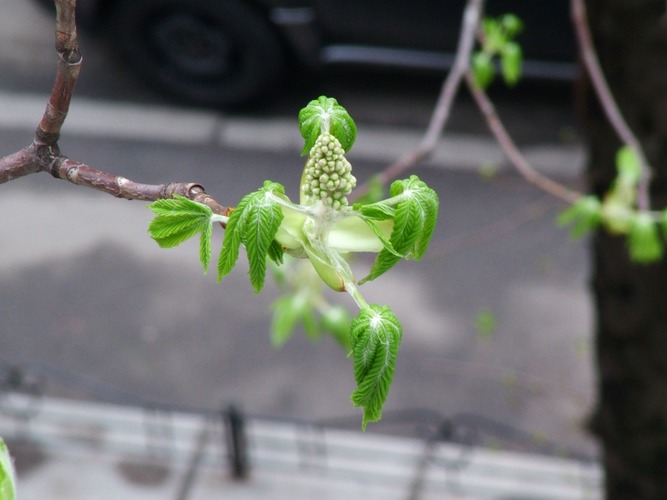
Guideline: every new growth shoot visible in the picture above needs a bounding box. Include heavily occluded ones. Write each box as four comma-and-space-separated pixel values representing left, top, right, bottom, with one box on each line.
148, 96, 439, 429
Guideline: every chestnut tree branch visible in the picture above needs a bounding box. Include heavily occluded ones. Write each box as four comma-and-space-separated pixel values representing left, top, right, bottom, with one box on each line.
466, 74, 582, 204
0, 0, 230, 219
571, 0, 651, 210
366, 0, 483, 190
370, 0, 582, 209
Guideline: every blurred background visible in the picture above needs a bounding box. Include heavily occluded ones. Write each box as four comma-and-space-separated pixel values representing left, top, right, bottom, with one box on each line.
0, 0, 599, 498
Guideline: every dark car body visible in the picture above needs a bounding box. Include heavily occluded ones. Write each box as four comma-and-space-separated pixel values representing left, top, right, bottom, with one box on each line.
39, 0, 576, 107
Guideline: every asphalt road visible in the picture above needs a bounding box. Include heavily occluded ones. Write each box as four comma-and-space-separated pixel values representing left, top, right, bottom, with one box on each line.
0, 0, 596, 459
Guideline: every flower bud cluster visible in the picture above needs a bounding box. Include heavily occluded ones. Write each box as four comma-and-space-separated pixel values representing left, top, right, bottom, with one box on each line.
302, 133, 356, 209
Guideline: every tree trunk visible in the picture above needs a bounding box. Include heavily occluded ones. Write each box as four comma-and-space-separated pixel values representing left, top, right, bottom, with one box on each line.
585, 1, 667, 498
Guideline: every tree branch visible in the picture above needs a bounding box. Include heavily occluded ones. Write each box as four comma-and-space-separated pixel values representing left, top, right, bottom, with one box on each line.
465, 74, 582, 204
0, 0, 230, 218
366, 0, 483, 190
366, 0, 581, 209
38, 0, 81, 142
570, 0, 651, 210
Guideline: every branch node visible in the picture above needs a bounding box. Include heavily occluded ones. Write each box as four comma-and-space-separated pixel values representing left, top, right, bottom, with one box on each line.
58, 47, 83, 66
34, 128, 61, 147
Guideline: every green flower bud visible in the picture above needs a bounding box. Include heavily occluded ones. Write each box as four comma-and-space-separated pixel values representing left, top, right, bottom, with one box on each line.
301, 133, 356, 207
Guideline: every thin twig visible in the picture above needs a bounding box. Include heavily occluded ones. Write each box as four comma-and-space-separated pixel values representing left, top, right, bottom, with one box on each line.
361, 0, 483, 191
466, 74, 582, 205
0, 0, 230, 218
38, 0, 81, 143
570, 0, 651, 210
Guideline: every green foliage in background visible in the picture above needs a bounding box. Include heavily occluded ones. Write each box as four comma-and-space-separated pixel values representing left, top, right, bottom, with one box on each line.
472, 14, 524, 89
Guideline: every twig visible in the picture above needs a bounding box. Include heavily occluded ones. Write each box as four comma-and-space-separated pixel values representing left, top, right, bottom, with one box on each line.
38, 0, 81, 143
466, 74, 582, 204
570, 0, 651, 210
362, 0, 483, 191
0, 148, 40, 184
0, 0, 230, 218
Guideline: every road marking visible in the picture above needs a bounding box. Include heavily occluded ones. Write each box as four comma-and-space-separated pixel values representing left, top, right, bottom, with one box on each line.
0, 90, 584, 176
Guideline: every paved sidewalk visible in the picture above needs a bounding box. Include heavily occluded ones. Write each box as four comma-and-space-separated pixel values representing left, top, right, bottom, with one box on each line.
1, 394, 602, 499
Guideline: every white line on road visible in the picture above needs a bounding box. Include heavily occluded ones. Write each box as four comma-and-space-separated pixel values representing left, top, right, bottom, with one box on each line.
0, 90, 585, 176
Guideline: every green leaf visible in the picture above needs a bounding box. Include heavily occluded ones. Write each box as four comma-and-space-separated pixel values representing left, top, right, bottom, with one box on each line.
199, 222, 213, 272
472, 51, 495, 89
244, 198, 284, 292
616, 146, 641, 185
557, 196, 601, 238
501, 42, 523, 86
482, 18, 500, 45
217, 195, 250, 281
0, 438, 16, 500
148, 195, 214, 273
217, 181, 286, 292
298, 96, 357, 155
270, 294, 317, 346
355, 202, 396, 221
628, 212, 663, 264
320, 305, 353, 351
267, 239, 285, 265
271, 295, 300, 346
362, 218, 403, 258
361, 176, 439, 284
500, 14, 524, 38
350, 305, 402, 430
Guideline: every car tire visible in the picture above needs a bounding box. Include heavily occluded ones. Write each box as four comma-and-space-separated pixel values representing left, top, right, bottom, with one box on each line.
108, 0, 286, 107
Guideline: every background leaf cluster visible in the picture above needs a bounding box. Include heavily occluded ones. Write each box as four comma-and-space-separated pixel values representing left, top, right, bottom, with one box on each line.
472, 14, 524, 89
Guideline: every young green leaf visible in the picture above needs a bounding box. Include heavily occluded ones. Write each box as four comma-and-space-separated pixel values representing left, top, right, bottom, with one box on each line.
320, 305, 353, 351
148, 195, 215, 272
244, 199, 285, 292
267, 239, 285, 265
501, 42, 523, 86
270, 294, 318, 346
298, 96, 357, 155
557, 195, 601, 238
0, 438, 16, 500
500, 13, 524, 38
616, 145, 641, 185
350, 305, 402, 430
628, 212, 663, 264
472, 51, 495, 89
217, 195, 250, 280
360, 176, 439, 284
217, 181, 286, 292
355, 202, 396, 221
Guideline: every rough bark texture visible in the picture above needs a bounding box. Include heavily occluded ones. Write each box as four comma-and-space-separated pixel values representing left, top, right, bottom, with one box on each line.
585, 1, 667, 498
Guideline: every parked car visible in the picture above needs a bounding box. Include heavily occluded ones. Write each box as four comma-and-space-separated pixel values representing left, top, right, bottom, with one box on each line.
36, 0, 576, 107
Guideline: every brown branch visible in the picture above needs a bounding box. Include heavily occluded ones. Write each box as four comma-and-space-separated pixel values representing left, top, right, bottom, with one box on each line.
0, 148, 41, 183
570, 0, 651, 210
361, 0, 483, 191
466, 74, 582, 205
38, 0, 81, 142
0, 0, 230, 218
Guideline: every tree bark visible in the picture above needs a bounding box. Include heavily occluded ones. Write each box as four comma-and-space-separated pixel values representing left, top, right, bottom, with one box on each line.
585, 1, 667, 498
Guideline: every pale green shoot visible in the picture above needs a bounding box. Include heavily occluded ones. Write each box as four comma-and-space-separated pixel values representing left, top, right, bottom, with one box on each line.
147, 96, 439, 429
